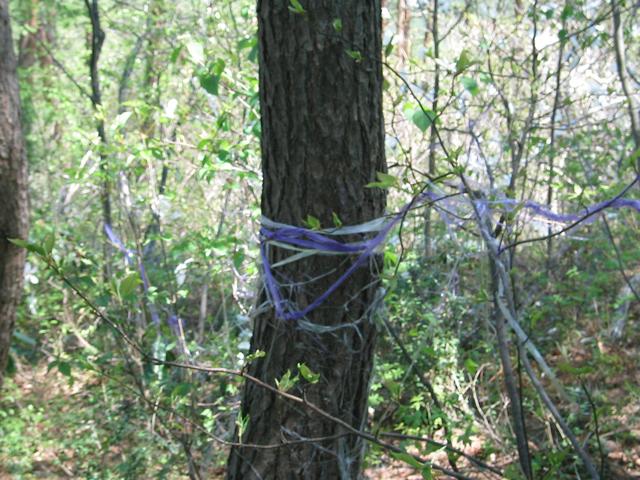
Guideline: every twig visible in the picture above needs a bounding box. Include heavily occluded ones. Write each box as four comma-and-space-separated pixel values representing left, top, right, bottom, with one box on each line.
581, 383, 605, 479
379, 431, 502, 475
490, 250, 600, 479
38, 256, 497, 480
37, 42, 91, 100
499, 175, 640, 253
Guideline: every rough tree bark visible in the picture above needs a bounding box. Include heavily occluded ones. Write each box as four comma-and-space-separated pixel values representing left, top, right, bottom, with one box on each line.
226, 1, 386, 479
0, 0, 29, 390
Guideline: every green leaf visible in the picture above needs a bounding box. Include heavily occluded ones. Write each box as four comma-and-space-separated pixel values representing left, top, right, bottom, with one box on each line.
245, 350, 266, 364
43, 232, 55, 255
423, 442, 444, 455
169, 45, 183, 64
464, 357, 479, 375
422, 464, 433, 480
297, 363, 320, 384
384, 250, 398, 268
199, 72, 220, 95
332, 18, 342, 32
8, 238, 29, 249
627, 147, 640, 168
560, 4, 574, 21
331, 212, 343, 228
233, 250, 245, 269
390, 451, 424, 470
557, 361, 594, 376
119, 272, 141, 298
449, 146, 465, 162
345, 50, 363, 62
201, 408, 215, 431
199, 60, 225, 96
304, 215, 322, 230
558, 29, 569, 43
211, 58, 226, 76
275, 369, 298, 392
366, 171, 398, 189
455, 49, 475, 74
57, 361, 72, 378
384, 38, 394, 57
412, 108, 436, 132
460, 76, 480, 96
236, 412, 249, 440
9, 238, 46, 256
288, 0, 305, 14
237, 36, 257, 51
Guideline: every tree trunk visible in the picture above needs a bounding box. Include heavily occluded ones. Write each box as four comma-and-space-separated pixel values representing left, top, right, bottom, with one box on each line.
226, 1, 386, 479
423, 0, 439, 259
0, 0, 29, 390
611, 0, 640, 155
396, 0, 410, 65
84, 0, 112, 279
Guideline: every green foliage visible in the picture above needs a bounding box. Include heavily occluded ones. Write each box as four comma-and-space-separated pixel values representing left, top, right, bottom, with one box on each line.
288, 0, 305, 15
345, 49, 363, 62
460, 76, 480, 96
304, 214, 322, 230
455, 48, 477, 75
244, 349, 266, 364
7, 0, 640, 478
199, 59, 225, 96
275, 369, 299, 392
297, 362, 320, 384
366, 171, 399, 189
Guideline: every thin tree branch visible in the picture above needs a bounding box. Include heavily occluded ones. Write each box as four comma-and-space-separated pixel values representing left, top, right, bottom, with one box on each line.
38, 256, 497, 480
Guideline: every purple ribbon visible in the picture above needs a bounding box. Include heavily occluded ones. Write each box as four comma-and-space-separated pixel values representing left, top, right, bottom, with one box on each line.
261, 192, 433, 321
261, 182, 640, 321
476, 195, 640, 224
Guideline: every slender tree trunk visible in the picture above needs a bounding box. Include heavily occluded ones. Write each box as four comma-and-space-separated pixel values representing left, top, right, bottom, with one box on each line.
0, 0, 29, 390
17, 0, 54, 70
488, 258, 532, 480
84, 0, 112, 279
423, 0, 439, 259
227, 1, 386, 479
611, 0, 640, 156
17, 0, 39, 69
546, 9, 566, 271
396, 0, 410, 65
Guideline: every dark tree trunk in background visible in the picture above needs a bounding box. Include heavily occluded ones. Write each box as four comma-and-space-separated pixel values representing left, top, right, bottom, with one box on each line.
84, 0, 112, 279
0, 0, 29, 390
227, 1, 386, 479
18, 0, 55, 70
